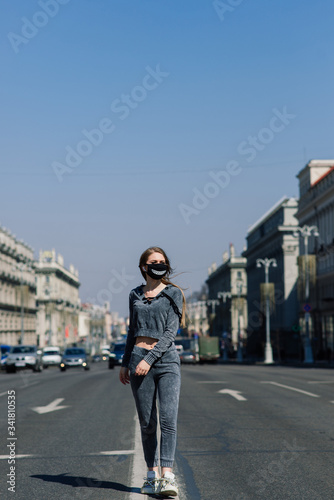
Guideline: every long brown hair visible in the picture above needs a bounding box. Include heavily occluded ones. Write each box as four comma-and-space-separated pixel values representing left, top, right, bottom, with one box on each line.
139, 246, 187, 327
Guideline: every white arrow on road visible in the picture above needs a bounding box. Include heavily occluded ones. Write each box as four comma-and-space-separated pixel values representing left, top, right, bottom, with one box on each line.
218, 389, 247, 401
32, 398, 69, 414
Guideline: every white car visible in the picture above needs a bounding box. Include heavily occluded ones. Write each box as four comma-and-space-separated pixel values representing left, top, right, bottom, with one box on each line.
42, 347, 62, 368
6, 345, 43, 373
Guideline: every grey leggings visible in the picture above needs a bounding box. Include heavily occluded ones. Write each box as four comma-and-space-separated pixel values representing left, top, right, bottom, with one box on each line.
129, 344, 181, 468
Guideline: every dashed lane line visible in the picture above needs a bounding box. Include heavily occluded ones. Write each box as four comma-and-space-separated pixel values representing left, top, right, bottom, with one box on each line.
92, 450, 135, 456
197, 381, 227, 384
308, 381, 334, 384
261, 381, 320, 398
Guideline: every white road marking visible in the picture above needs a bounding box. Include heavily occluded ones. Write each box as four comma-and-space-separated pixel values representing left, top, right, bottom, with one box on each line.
308, 381, 334, 384
0, 455, 32, 459
197, 381, 227, 384
218, 389, 247, 401
129, 414, 147, 500
261, 382, 320, 398
31, 398, 69, 414
92, 450, 135, 456
0, 381, 41, 398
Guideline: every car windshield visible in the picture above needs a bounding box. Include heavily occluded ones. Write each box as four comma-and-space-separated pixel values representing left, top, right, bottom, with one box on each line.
64, 348, 85, 355
43, 351, 59, 356
11, 346, 35, 354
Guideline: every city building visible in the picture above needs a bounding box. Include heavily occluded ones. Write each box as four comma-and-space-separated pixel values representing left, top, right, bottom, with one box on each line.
35, 250, 80, 348
296, 159, 334, 359
243, 197, 300, 359
0, 226, 37, 345
186, 300, 209, 336
81, 302, 112, 354
206, 244, 247, 352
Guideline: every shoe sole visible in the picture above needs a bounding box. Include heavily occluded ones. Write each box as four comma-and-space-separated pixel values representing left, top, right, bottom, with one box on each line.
159, 490, 178, 497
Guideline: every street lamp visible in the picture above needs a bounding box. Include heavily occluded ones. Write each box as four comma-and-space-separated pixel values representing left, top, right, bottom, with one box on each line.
206, 299, 220, 336
235, 278, 244, 363
256, 258, 277, 364
293, 225, 319, 363
218, 291, 232, 360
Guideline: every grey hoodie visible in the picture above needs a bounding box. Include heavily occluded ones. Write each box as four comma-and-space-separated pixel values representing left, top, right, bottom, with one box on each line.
121, 284, 183, 367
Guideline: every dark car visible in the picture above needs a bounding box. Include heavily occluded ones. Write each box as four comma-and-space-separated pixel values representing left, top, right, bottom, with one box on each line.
60, 347, 90, 372
1, 344, 11, 370
6, 345, 43, 373
108, 342, 126, 369
179, 351, 197, 364
92, 354, 102, 363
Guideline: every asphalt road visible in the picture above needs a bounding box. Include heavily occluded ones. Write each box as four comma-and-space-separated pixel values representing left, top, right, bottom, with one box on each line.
0, 362, 333, 500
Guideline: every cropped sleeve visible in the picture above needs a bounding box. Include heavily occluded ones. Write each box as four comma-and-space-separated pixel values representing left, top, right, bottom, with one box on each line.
121, 292, 135, 368
143, 288, 183, 366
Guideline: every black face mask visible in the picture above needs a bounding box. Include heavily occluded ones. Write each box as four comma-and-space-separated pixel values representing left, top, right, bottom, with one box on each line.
145, 263, 169, 280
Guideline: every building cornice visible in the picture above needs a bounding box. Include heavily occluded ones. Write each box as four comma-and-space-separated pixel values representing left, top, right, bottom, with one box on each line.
0, 303, 37, 314
35, 262, 80, 288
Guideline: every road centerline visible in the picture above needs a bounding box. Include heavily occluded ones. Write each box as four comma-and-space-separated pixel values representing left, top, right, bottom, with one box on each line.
261, 381, 320, 398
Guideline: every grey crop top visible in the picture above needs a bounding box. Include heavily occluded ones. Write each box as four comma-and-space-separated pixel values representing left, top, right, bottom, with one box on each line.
121, 284, 183, 367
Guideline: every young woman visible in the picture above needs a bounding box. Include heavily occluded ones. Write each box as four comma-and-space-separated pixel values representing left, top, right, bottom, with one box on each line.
119, 246, 186, 497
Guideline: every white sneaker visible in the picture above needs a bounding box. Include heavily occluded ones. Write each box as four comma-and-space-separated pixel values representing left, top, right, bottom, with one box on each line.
158, 472, 178, 497
141, 471, 160, 495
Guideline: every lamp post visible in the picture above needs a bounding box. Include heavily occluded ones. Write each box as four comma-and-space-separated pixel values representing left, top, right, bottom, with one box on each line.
256, 258, 277, 364
218, 291, 232, 361
235, 279, 244, 363
206, 299, 220, 336
293, 225, 319, 363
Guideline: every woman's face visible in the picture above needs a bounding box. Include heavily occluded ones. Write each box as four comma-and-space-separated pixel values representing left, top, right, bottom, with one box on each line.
144, 252, 166, 272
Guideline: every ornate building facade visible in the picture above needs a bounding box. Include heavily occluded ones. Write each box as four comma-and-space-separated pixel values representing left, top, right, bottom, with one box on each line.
243, 197, 300, 358
35, 250, 80, 348
206, 244, 247, 352
0, 226, 37, 345
296, 159, 334, 359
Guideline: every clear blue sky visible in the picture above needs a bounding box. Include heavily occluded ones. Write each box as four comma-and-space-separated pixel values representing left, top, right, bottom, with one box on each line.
1, 0, 334, 316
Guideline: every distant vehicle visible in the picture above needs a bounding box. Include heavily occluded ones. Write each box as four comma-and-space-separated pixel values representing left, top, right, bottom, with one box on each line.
1, 344, 11, 370
179, 351, 197, 364
60, 347, 90, 372
199, 337, 220, 363
175, 344, 184, 354
42, 346, 62, 368
108, 342, 126, 369
92, 354, 102, 363
6, 345, 43, 373
175, 337, 199, 362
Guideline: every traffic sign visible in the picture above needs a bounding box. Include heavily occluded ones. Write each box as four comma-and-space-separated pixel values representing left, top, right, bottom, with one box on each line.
303, 304, 311, 312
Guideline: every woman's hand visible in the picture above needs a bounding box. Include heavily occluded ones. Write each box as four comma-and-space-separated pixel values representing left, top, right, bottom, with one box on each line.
135, 359, 151, 376
119, 367, 130, 385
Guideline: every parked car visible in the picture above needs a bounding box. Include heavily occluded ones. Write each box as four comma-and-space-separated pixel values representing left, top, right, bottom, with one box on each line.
1, 344, 11, 370
42, 346, 62, 368
60, 347, 90, 372
6, 345, 43, 373
108, 342, 126, 369
179, 351, 197, 364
